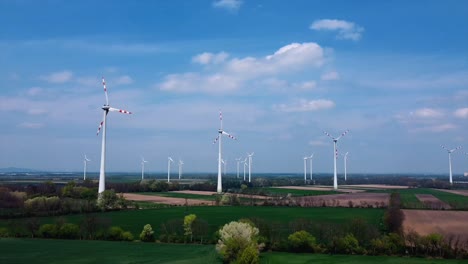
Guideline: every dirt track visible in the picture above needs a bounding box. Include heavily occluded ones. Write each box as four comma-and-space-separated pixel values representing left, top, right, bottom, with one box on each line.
341, 184, 409, 189
403, 210, 468, 242
273, 186, 364, 193
122, 193, 212, 206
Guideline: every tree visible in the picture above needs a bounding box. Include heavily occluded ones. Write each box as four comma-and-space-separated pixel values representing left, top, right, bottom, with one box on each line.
216, 221, 262, 264
139, 224, 154, 242
288, 230, 318, 252
183, 214, 197, 242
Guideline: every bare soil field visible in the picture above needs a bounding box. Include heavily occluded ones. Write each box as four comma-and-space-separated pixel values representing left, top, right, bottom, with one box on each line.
415, 194, 451, 209
172, 190, 269, 200
273, 186, 365, 193
295, 193, 389, 208
403, 210, 468, 244
122, 193, 213, 206
340, 184, 409, 189
436, 189, 468, 197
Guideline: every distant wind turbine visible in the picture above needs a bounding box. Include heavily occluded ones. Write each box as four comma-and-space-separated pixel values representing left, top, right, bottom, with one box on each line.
96, 77, 132, 195
141, 157, 148, 180
221, 158, 227, 176
308, 154, 314, 180
83, 155, 91, 181
248, 152, 254, 183
324, 130, 349, 190
167, 157, 174, 182
242, 158, 247, 181
303, 156, 308, 184
178, 159, 184, 179
342, 152, 349, 181
213, 111, 237, 193
235, 158, 241, 179
441, 145, 462, 185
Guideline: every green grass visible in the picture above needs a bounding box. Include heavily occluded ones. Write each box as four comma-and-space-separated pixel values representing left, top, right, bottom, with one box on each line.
1, 206, 384, 238
1, 239, 466, 264
258, 187, 338, 196
261, 252, 468, 264
367, 188, 468, 209
139, 192, 217, 201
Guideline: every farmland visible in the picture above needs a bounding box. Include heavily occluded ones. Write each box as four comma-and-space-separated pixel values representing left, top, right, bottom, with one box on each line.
1, 238, 466, 264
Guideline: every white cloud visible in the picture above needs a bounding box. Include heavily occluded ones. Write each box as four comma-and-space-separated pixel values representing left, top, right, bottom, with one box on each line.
310, 19, 364, 41
454, 108, 468, 118
114, 75, 134, 85
213, 0, 242, 11
26, 87, 43, 96
18, 122, 44, 129
321, 71, 340, 81
40, 70, 73, 83
76, 77, 99, 87
410, 123, 456, 133
192, 52, 229, 65
275, 99, 335, 112
411, 108, 444, 118
158, 42, 325, 94
294, 81, 316, 90
27, 109, 48, 115
309, 140, 328, 146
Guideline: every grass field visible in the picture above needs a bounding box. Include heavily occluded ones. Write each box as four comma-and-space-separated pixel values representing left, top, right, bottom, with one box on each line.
2, 206, 384, 238
1, 239, 466, 264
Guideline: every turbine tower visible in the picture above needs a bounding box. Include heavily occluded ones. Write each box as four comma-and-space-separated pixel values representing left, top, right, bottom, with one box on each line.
221, 158, 227, 176
141, 157, 148, 180
83, 155, 91, 181
441, 145, 462, 185
178, 159, 184, 179
235, 158, 241, 179
324, 130, 349, 190
248, 152, 254, 183
96, 77, 132, 195
213, 111, 237, 193
303, 156, 308, 184
167, 157, 174, 182
308, 154, 314, 180
343, 152, 349, 181
242, 158, 247, 181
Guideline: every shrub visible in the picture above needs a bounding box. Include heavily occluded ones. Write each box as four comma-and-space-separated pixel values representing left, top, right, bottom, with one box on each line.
38, 224, 58, 238
0, 227, 10, 237
288, 230, 317, 252
183, 214, 197, 242
216, 221, 261, 263
58, 223, 80, 239
107, 226, 125, 241
139, 224, 154, 242
122, 231, 134, 241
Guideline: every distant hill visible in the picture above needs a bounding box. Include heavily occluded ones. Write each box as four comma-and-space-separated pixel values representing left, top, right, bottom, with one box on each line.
0, 167, 41, 173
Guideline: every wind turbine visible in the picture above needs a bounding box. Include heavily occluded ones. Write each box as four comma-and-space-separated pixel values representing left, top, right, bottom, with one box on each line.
167, 157, 174, 182
324, 130, 349, 190
178, 159, 184, 179
221, 158, 227, 176
342, 152, 349, 181
213, 111, 237, 193
308, 154, 314, 180
96, 77, 132, 195
303, 156, 308, 184
242, 158, 247, 181
235, 158, 241, 179
83, 155, 91, 180
441, 145, 462, 185
141, 157, 148, 180
247, 152, 254, 183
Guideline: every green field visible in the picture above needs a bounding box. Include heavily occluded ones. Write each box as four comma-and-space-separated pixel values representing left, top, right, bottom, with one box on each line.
1, 206, 384, 238
1, 239, 466, 264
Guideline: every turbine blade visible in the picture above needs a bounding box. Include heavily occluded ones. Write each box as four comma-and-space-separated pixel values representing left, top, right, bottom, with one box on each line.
451, 146, 462, 152
168, 157, 174, 162
109, 107, 132, 114
96, 120, 104, 136
213, 135, 219, 144
323, 131, 334, 139
222, 131, 237, 140
336, 129, 349, 140
441, 145, 448, 151
102, 77, 109, 105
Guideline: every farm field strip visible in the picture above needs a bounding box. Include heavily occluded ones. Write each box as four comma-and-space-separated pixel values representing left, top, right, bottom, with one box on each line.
261, 187, 339, 196
122, 193, 213, 206
137, 191, 217, 201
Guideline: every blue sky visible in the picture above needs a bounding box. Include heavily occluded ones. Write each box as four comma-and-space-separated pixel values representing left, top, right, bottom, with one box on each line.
1, 0, 467, 174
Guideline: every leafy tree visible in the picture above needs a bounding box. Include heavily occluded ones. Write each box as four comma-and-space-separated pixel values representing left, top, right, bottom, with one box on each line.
288, 230, 318, 252
183, 214, 197, 242
38, 224, 58, 238
139, 224, 154, 242
216, 221, 261, 263
107, 226, 125, 241
58, 223, 80, 239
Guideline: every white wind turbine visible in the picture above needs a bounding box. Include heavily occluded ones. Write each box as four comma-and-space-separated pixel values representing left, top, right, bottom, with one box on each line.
141, 157, 148, 180
441, 145, 462, 185
221, 158, 227, 176
303, 156, 308, 184
342, 152, 349, 181
235, 158, 241, 179
83, 155, 91, 181
242, 158, 247, 181
167, 157, 174, 182
96, 77, 132, 195
213, 111, 237, 193
308, 154, 314, 180
324, 130, 349, 190
178, 159, 184, 179
247, 152, 254, 183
